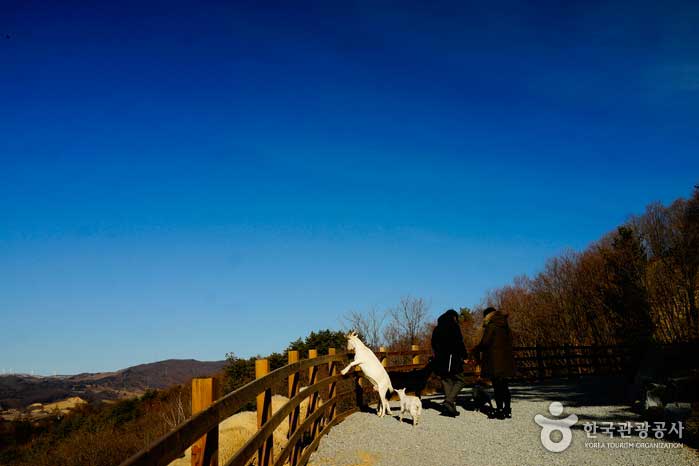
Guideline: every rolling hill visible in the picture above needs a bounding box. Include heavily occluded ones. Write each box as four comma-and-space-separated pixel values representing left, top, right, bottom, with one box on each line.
0, 359, 226, 409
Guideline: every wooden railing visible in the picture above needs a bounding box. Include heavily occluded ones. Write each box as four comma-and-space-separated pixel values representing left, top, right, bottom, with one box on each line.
119, 349, 360, 466
376, 344, 632, 380
509, 344, 632, 379
119, 343, 636, 466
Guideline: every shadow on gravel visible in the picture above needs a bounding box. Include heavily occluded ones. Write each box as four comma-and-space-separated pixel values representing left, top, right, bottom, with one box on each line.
508, 375, 630, 407
424, 376, 632, 411
573, 407, 639, 423
392, 415, 417, 426
421, 399, 443, 411
358, 404, 381, 414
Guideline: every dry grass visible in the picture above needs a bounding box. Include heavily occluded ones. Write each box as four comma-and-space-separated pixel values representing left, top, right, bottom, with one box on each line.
42, 397, 87, 412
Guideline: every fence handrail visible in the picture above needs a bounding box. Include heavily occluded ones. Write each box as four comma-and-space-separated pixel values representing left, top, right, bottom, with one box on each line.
273, 391, 337, 466
224, 373, 345, 466
375, 349, 427, 356
374, 344, 634, 357
119, 352, 348, 466
296, 409, 356, 466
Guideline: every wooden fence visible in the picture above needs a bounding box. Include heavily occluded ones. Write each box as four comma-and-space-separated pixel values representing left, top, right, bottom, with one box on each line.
119, 344, 633, 466
119, 349, 360, 466
376, 343, 631, 380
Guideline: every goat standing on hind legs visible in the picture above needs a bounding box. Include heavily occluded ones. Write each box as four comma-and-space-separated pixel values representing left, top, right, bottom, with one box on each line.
340, 331, 394, 417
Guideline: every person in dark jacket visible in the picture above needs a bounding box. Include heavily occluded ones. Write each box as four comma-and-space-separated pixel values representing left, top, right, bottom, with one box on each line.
431, 309, 468, 417
473, 307, 515, 419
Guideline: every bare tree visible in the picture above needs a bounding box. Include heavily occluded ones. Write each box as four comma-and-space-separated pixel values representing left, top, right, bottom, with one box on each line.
160, 392, 189, 431
386, 296, 430, 347
341, 307, 386, 349
475, 186, 699, 345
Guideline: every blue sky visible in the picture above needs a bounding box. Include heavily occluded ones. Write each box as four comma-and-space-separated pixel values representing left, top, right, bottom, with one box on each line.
1, 1, 698, 374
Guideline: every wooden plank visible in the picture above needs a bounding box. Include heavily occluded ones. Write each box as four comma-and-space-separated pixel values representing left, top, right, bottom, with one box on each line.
306, 349, 321, 455
327, 348, 337, 423
381, 349, 429, 356
256, 360, 273, 466
411, 345, 421, 365
191, 378, 218, 466
364, 345, 629, 358
308, 349, 318, 380
515, 354, 606, 361
288, 351, 300, 397
287, 350, 301, 466
385, 363, 429, 372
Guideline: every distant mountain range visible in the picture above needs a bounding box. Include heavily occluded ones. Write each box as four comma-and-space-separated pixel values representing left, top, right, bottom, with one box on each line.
0, 359, 226, 409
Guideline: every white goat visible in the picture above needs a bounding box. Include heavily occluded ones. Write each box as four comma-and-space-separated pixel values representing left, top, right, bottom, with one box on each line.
340, 331, 394, 417
395, 388, 422, 427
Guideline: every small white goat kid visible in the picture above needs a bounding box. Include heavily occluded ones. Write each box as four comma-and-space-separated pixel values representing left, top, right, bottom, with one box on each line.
395, 388, 422, 427
340, 331, 394, 417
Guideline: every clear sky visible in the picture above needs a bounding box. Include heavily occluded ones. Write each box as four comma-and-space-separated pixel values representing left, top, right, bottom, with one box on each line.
2, 1, 698, 374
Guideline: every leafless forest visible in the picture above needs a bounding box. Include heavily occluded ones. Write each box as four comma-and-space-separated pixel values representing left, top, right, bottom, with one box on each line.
346, 187, 699, 350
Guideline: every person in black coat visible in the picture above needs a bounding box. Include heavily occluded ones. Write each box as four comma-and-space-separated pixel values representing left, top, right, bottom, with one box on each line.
431, 309, 468, 417
473, 306, 515, 419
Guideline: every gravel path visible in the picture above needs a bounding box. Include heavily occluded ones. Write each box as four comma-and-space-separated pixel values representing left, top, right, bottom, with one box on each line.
309, 378, 699, 466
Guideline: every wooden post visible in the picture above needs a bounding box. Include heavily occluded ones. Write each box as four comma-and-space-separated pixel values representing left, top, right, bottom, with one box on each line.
327, 348, 337, 427
191, 377, 218, 466
411, 345, 420, 365
288, 350, 300, 434
536, 344, 544, 380
293, 349, 319, 463
307, 349, 320, 439
592, 345, 599, 375
564, 344, 573, 378
287, 351, 301, 466
256, 359, 273, 466
289, 350, 300, 398
379, 346, 387, 367
328, 347, 337, 403
308, 349, 318, 380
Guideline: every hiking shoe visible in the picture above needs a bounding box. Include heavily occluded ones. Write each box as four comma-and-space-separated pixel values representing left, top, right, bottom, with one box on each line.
480, 404, 495, 418
441, 402, 460, 417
